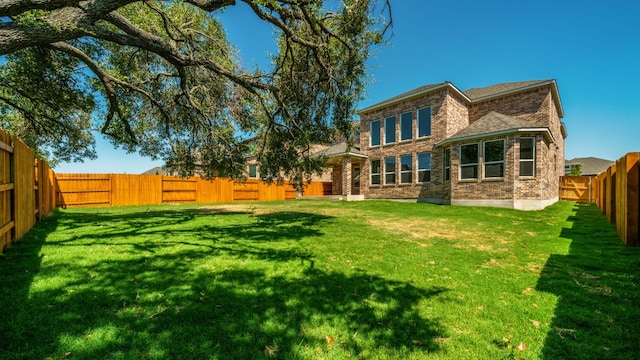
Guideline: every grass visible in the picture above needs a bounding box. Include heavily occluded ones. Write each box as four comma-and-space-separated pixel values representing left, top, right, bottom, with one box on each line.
0, 200, 638, 359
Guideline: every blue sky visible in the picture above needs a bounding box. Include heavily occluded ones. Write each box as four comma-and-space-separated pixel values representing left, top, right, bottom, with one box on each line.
54, 0, 640, 173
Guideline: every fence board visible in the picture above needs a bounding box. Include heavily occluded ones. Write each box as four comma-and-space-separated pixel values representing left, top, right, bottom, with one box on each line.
54, 174, 330, 207
560, 176, 595, 202
0, 129, 12, 250
162, 176, 197, 203
12, 137, 36, 240
0, 129, 55, 253
56, 174, 111, 207
615, 153, 640, 246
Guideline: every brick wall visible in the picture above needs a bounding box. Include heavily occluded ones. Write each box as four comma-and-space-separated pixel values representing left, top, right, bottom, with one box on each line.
358, 83, 565, 207
359, 89, 460, 200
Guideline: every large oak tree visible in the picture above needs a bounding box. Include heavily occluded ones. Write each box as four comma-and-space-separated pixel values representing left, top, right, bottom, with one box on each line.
0, 0, 390, 183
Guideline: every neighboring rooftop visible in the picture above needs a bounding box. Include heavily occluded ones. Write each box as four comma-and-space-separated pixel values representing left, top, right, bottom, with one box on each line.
142, 166, 172, 176
565, 157, 614, 176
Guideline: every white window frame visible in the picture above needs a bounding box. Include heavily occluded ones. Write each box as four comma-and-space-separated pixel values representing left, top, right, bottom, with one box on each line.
417, 106, 432, 138
400, 154, 413, 184
370, 159, 381, 185
459, 143, 479, 180
384, 116, 396, 144
483, 139, 505, 179
384, 156, 396, 185
400, 111, 413, 141
417, 152, 431, 183
519, 137, 536, 177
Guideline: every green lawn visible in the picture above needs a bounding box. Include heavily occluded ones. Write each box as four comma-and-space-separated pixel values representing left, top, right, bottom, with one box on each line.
1, 200, 638, 359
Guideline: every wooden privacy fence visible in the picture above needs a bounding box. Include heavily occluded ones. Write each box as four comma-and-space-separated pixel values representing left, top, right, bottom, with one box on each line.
0, 129, 56, 252
56, 173, 332, 208
560, 176, 598, 203
593, 152, 639, 247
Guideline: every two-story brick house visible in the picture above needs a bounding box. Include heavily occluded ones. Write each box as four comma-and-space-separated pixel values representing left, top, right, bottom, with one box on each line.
324, 79, 567, 210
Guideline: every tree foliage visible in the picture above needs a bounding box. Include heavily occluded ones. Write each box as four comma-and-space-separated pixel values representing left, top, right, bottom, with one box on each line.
568, 164, 582, 176
0, 0, 390, 180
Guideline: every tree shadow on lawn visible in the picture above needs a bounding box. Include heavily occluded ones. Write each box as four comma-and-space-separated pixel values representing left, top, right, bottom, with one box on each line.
48, 208, 330, 247
536, 203, 640, 360
0, 207, 449, 359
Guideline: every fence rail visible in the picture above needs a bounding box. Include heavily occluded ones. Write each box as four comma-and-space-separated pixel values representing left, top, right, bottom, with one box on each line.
55, 173, 331, 208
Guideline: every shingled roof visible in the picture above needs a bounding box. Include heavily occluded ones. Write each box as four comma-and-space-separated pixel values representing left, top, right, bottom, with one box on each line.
358, 82, 452, 114
565, 157, 614, 176
438, 112, 553, 145
311, 141, 366, 159
463, 80, 554, 100
358, 79, 563, 117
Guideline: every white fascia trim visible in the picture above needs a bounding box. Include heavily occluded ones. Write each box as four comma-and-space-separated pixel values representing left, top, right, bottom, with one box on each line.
358, 83, 471, 114
436, 128, 554, 147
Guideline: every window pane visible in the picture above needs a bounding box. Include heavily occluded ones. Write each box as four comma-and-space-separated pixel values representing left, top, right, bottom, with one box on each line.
444, 148, 450, 181
385, 157, 396, 184
385, 116, 396, 144
248, 164, 257, 178
460, 144, 478, 165
400, 155, 412, 184
461, 165, 478, 179
485, 163, 504, 178
418, 107, 431, 137
400, 112, 412, 140
371, 174, 380, 185
418, 170, 431, 183
370, 120, 380, 146
400, 155, 412, 171
418, 152, 431, 170
520, 138, 534, 160
520, 161, 534, 177
484, 140, 504, 162
371, 159, 380, 185
371, 159, 380, 174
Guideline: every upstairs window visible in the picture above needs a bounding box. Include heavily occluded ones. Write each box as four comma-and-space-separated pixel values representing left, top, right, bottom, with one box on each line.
418, 152, 431, 183
370, 159, 381, 185
484, 139, 505, 178
400, 112, 413, 141
417, 107, 431, 137
384, 157, 396, 185
520, 137, 535, 177
370, 120, 380, 147
460, 143, 478, 179
384, 116, 396, 144
444, 148, 451, 181
400, 154, 413, 184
